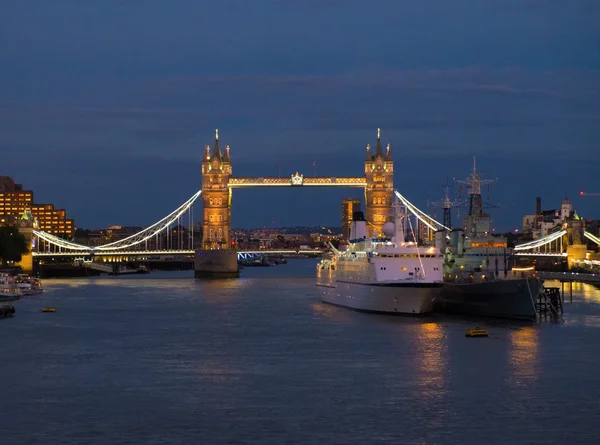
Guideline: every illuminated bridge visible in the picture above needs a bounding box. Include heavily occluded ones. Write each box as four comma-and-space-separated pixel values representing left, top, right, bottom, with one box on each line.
29, 189, 326, 261
514, 227, 600, 263
29, 189, 447, 261
25, 129, 453, 272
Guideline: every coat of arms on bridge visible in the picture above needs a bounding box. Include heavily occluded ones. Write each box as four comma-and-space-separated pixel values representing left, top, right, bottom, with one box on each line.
291, 172, 304, 186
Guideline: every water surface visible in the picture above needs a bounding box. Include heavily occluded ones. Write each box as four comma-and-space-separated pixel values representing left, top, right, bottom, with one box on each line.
2, 260, 600, 444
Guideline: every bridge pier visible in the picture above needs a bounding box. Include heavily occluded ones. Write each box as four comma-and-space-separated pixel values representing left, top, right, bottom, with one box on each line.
194, 249, 239, 279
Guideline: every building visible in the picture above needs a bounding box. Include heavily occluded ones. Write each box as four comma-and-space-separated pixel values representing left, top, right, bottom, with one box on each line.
417, 219, 434, 243
522, 196, 573, 239
341, 198, 361, 239
0, 175, 75, 238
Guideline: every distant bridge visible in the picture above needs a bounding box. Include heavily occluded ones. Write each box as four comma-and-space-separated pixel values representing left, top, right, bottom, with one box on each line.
536, 271, 600, 284
514, 229, 600, 257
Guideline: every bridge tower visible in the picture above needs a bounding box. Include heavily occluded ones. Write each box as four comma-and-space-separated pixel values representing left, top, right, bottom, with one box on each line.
364, 129, 394, 237
201, 129, 232, 249
16, 209, 39, 274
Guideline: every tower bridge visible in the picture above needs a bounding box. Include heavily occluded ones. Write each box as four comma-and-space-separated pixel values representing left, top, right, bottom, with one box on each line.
20, 128, 449, 278
200, 128, 394, 253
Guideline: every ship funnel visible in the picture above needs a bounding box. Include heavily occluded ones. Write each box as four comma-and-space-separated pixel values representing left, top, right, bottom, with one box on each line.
392, 195, 407, 243
350, 211, 368, 241
434, 230, 446, 252
451, 229, 465, 255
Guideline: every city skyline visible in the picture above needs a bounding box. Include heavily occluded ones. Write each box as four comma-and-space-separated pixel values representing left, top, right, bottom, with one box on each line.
1, 1, 598, 229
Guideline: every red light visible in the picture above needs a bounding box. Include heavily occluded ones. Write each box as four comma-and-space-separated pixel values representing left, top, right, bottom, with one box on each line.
580, 191, 584, 196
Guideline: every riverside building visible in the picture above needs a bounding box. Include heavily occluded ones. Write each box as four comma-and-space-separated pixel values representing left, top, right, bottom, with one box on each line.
0, 176, 74, 237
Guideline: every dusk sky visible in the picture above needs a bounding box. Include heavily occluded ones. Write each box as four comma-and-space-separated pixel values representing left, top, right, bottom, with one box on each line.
1, 1, 599, 231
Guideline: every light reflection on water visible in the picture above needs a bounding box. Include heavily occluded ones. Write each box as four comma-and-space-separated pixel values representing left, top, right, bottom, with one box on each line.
543, 280, 600, 304
416, 322, 447, 398
310, 301, 353, 324
509, 326, 539, 387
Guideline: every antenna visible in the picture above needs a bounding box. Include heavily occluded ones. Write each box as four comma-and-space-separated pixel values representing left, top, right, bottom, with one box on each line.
430, 176, 462, 230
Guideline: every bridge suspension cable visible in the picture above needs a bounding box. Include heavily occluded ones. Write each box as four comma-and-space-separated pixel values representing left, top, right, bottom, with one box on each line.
584, 231, 600, 246
93, 190, 202, 251
34, 189, 202, 253
33, 230, 92, 251
514, 229, 567, 251
394, 190, 449, 232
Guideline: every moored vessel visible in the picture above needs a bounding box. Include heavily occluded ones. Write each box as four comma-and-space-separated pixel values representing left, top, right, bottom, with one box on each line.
435, 160, 542, 320
317, 202, 444, 315
0, 273, 20, 301
14, 274, 44, 296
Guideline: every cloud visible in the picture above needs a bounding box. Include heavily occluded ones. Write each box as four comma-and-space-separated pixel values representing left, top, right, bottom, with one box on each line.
129, 67, 600, 99
0, 68, 598, 167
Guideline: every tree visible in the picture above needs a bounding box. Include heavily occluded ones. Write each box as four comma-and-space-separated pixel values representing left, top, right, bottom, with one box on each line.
0, 225, 29, 266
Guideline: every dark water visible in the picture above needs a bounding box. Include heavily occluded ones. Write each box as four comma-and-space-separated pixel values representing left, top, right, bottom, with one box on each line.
2, 259, 600, 445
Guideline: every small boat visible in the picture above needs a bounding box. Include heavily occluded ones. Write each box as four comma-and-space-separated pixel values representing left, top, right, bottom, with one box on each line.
465, 328, 489, 338
42, 307, 56, 313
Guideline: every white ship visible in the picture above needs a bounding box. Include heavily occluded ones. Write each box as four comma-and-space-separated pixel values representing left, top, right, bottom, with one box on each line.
316, 204, 444, 315
0, 273, 20, 301
14, 274, 44, 296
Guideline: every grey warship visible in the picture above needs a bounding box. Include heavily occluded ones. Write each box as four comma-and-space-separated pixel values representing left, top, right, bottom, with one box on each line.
435, 161, 542, 321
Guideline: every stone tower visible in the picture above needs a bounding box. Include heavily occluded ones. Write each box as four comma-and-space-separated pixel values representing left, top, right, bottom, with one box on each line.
364, 129, 394, 237
16, 209, 39, 273
560, 195, 572, 221
201, 129, 232, 249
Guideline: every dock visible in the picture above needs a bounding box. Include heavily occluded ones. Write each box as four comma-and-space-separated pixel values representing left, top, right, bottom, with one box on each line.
535, 287, 563, 322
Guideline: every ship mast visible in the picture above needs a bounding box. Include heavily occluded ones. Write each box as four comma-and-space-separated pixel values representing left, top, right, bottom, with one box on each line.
430, 177, 462, 230
455, 157, 498, 236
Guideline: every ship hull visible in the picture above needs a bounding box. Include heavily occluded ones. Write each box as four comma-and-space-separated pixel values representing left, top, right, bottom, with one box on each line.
437, 278, 541, 321
317, 281, 442, 315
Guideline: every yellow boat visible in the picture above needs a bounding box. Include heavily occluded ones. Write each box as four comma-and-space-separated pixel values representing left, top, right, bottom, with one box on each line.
42, 307, 56, 313
465, 328, 488, 337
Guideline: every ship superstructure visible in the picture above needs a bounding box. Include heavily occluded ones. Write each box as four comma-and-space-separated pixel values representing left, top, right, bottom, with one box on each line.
435, 160, 542, 320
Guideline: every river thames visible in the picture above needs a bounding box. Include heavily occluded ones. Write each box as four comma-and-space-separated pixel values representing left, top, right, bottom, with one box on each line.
2, 259, 600, 444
